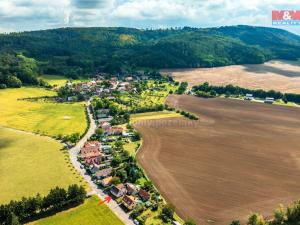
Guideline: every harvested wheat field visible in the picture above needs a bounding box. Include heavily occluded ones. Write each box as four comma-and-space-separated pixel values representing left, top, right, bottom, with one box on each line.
164, 60, 300, 93
135, 95, 300, 225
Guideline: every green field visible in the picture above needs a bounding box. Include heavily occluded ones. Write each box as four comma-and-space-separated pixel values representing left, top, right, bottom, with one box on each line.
0, 127, 87, 204
130, 111, 182, 124
0, 87, 87, 137
29, 195, 124, 225
124, 141, 140, 156
114, 80, 177, 111
40, 75, 88, 87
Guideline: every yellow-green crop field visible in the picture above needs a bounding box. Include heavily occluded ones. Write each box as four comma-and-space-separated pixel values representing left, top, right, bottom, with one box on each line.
29, 195, 124, 225
130, 111, 182, 123
0, 87, 87, 137
0, 127, 87, 204
40, 75, 88, 87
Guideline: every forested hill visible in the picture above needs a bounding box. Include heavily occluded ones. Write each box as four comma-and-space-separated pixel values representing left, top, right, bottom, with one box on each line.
1, 25, 300, 86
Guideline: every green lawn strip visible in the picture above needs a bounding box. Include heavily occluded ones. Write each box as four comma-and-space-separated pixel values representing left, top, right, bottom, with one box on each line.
29, 195, 124, 225
130, 111, 182, 124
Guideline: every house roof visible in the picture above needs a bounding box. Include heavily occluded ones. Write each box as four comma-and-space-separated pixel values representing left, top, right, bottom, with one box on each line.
84, 157, 101, 165
84, 141, 101, 148
102, 176, 113, 185
107, 127, 123, 134
95, 167, 112, 178
126, 183, 139, 193
123, 195, 136, 206
80, 146, 100, 154
80, 151, 102, 159
139, 189, 150, 201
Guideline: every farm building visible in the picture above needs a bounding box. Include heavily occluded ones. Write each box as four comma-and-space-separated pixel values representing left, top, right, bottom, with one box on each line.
264, 97, 275, 104
244, 93, 254, 100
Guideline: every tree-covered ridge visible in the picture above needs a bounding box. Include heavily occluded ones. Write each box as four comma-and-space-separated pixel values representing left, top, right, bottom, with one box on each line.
0, 25, 300, 80
0, 54, 40, 88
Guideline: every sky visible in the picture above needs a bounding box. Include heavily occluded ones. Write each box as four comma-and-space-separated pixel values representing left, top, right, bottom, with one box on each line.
0, 0, 300, 34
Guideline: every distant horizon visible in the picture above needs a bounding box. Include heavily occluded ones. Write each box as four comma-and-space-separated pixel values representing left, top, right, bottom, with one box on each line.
1, 24, 299, 36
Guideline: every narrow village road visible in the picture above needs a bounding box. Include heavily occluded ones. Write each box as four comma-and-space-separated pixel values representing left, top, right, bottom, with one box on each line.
69, 101, 135, 225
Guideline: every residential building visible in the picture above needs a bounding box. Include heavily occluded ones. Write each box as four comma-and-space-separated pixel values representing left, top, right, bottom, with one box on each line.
94, 167, 113, 179
101, 176, 113, 187
264, 97, 275, 104
122, 195, 137, 211
138, 189, 150, 202
244, 94, 254, 100
125, 183, 139, 195
110, 184, 127, 198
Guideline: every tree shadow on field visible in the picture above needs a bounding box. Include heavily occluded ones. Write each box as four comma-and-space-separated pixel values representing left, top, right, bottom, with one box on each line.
0, 131, 14, 150
243, 63, 300, 77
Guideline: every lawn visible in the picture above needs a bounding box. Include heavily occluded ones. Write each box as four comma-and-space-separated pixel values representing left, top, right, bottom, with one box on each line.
40, 75, 69, 87
0, 87, 87, 137
114, 80, 177, 112
130, 111, 182, 124
29, 195, 124, 225
0, 127, 87, 204
124, 141, 140, 156
40, 75, 88, 87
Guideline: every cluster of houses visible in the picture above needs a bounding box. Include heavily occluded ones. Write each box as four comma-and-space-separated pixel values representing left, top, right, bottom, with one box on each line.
61, 76, 138, 102
78, 140, 151, 212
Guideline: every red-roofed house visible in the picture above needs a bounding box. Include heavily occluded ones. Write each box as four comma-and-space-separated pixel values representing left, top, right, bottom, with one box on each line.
122, 195, 137, 211
106, 127, 123, 136
138, 189, 150, 202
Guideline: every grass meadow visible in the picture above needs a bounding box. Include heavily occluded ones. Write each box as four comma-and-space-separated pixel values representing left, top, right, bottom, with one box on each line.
40, 75, 88, 87
130, 111, 182, 124
0, 127, 88, 204
0, 87, 87, 137
28, 195, 124, 225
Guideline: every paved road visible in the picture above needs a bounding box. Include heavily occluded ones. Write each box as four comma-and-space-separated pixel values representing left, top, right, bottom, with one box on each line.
69, 101, 135, 225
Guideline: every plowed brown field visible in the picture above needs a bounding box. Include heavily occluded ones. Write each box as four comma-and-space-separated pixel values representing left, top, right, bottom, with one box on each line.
135, 95, 300, 225
163, 60, 300, 93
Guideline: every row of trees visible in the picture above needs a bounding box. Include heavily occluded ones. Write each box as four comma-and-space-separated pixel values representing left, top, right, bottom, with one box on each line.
192, 82, 300, 104
231, 199, 300, 225
0, 184, 86, 224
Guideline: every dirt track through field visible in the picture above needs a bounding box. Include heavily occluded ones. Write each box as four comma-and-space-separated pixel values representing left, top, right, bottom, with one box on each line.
136, 95, 300, 225
163, 60, 300, 93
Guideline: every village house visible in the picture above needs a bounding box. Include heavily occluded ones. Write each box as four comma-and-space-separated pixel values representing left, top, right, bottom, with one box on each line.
101, 176, 113, 187
125, 183, 139, 195
244, 93, 254, 100
138, 189, 150, 202
89, 166, 99, 174
84, 141, 101, 150
80, 141, 102, 166
100, 121, 111, 132
94, 167, 112, 180
106, 126, 123, 136
125, 76, 133, 82
98, 116, 113, 123
110, 184, 127, 198
119, 82, 130, 91
122, 195, 137, 211
264, 97, 274, 104
101, 145, 112, 153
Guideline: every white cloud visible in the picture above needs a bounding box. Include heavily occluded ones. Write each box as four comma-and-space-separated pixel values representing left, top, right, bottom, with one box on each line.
0, 0, 299, 34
